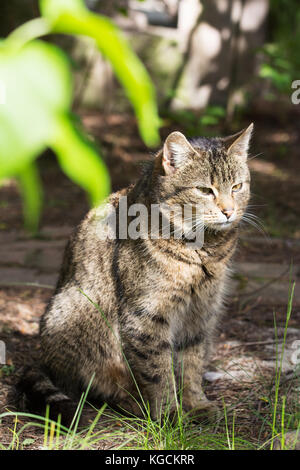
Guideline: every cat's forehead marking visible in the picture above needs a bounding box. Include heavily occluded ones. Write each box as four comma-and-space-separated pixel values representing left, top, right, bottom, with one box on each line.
179, 136, 247, 188
211, 149, 237, 185
193, 144, 236, 186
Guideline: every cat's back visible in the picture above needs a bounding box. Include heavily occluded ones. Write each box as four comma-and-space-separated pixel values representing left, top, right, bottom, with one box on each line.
56, 186, 132, 290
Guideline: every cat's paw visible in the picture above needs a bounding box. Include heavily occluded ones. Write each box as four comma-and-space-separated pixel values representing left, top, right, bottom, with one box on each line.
183, 399, 220, 424
116, 397, 146, 419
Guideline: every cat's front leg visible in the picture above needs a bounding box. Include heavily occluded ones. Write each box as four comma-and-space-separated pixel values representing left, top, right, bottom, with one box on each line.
122, 325, 177, 420
138, 347, 177, 421
176, 336, 218, 422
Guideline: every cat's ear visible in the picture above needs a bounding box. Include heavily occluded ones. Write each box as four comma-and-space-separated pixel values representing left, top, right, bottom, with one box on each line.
162, 131, 195, 175
223, 123, 254, 159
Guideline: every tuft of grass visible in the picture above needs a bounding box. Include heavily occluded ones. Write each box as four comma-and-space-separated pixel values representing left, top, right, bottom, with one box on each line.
268, 281, 300, 450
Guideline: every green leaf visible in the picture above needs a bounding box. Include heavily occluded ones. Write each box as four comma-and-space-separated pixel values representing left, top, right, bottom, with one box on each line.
206, 106, 226, 118
40, 0, 161, 146
199, 115, 219, 126
0, 39, 110, 232
259, 64, 291, 92
18, 162, 43, 233
51, 115, 110, 206
0, 0, 160, 232
0, 41, 72, 179
39, 0, 86, 22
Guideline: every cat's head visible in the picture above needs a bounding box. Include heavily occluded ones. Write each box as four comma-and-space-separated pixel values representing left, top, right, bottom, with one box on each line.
154, 124, 253, 232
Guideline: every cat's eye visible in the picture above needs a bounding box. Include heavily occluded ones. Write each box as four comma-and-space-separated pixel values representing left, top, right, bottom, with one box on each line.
197, 187, 214, 196
232, 183, 243, 192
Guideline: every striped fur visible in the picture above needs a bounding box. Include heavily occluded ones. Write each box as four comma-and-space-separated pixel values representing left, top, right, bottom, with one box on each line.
17, 127, 253, 422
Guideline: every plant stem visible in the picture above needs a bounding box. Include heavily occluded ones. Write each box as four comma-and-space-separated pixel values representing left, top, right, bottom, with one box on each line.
6, 18, 52, 50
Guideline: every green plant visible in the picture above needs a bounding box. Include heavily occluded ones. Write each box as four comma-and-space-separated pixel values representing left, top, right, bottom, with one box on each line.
0, 0, 161, 233
0, 364, 15, 377
0, 377, 254, 451
166, 106, 226, 137
259, 0, 300, 95
269, 282, 297, 449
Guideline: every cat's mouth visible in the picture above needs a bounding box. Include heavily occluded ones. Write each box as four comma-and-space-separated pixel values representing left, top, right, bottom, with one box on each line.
206, 220, 236, 231
204, 211, 239, 231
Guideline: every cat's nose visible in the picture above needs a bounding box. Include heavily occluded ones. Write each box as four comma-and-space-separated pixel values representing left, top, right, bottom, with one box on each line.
222, 208, 234, 220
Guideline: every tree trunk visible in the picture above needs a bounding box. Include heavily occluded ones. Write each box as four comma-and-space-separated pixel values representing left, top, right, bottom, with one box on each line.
172, 0, 269, 111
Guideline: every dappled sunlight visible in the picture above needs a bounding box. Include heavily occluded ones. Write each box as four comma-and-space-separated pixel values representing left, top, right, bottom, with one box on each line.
197, 23, 222, 58
264, 131, 297, 145
240, 0, 269, 32
249, 159, 289, 180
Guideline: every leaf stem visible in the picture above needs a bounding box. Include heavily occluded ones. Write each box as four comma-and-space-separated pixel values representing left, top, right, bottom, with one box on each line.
6, 18, 52, 50
17, 162, 43, 234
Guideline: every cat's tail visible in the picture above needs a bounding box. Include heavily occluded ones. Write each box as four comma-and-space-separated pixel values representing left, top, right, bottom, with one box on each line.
15, 366, 76, 426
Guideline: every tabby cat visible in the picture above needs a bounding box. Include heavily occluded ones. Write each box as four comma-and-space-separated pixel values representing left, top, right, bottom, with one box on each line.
18, 124, 253, 423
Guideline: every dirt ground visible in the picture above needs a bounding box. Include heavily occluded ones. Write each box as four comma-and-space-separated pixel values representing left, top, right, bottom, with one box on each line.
0, 103, 300, 449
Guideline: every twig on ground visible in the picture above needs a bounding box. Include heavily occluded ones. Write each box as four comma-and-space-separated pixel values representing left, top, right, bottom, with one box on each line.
0, 282, 54, 289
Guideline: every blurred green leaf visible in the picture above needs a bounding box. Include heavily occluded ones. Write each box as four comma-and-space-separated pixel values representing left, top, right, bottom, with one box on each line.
40, 0, 86, 20
0, 41, 72, 179
205, 106, 226, 118
199, 115, 219, 126
260, 1, 300, 95
171, 110, 197, 124
18, 162, 43, 233
0, 0, 161, 232
52, 115, 110, 206
40, 0, 161, 147
259, 63, 291, 92
0, 40, 110, 232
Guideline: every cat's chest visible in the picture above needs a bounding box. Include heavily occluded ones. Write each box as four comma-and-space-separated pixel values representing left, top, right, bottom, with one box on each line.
166, 248, 226, 288
139, 239, 232, 318
168, 263, 229, 341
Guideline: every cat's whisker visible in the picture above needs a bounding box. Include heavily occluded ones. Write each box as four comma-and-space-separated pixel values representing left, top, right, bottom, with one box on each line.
248, 152, 264, 161
241, 215, 269, 239
184, 219, 206, 241
243, 212, 265, 227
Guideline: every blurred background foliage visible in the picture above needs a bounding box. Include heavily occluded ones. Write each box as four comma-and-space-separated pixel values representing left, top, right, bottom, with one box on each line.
0, 0, 160, 233
0, 0, 299, 233
260, 0, 300, 94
